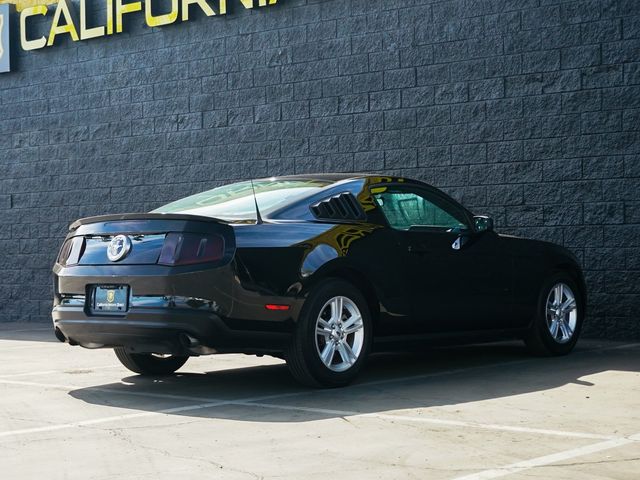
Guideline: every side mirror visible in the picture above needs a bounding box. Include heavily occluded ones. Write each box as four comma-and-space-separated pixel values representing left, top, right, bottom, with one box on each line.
474, 215, 494, 233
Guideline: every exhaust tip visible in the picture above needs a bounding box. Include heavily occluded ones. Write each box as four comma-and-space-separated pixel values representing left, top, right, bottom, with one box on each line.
179, 333, 200, 349
54, 328, 67, 343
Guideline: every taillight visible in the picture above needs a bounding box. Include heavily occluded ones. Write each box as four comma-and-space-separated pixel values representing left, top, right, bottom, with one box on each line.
57, 237, 85, 266
158, 233, 225, 266
57, 239, 73, 266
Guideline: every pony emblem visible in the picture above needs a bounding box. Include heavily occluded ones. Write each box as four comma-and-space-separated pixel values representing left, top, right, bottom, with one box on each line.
107, 235, 132, 262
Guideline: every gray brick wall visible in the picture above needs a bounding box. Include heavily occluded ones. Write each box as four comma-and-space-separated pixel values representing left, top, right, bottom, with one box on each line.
0, 0, 638, 339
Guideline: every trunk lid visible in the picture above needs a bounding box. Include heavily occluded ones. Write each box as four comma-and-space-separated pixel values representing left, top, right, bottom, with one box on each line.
58, 214, 235, 267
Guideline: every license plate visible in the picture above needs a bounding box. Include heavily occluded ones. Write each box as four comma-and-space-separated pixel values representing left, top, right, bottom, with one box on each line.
92, 285, 129, 314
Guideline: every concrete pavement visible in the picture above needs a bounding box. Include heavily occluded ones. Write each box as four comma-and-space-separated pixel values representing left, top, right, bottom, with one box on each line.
0, 323, 638, 479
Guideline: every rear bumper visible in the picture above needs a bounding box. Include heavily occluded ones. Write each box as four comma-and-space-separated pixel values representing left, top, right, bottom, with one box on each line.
52, 261, 296, 354
53, 305, 290, 355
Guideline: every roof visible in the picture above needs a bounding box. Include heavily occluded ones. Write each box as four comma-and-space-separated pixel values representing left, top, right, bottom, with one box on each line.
258, 173, 427, 187
260, 173, 367, 183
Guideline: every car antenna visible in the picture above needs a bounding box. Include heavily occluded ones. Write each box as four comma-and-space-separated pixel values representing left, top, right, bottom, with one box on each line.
250, 179, 263, 225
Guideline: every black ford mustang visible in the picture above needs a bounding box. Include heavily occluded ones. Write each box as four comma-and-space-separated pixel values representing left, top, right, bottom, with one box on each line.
52, 174, 585, 387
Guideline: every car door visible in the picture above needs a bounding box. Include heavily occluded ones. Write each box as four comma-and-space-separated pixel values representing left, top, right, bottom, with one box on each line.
370, 184, 513, 334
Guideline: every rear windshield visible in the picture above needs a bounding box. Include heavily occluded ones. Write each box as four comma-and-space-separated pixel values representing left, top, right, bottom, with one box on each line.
153, 179, 332, 221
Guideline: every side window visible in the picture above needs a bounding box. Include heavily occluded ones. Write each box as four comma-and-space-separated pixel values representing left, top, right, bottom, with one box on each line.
372, 188, 468, 231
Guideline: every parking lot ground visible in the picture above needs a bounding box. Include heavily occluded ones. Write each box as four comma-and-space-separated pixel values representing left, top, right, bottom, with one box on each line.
0, 323, 638, 480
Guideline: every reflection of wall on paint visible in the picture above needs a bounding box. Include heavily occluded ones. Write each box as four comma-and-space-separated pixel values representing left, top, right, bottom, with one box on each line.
0, 0, 57, 12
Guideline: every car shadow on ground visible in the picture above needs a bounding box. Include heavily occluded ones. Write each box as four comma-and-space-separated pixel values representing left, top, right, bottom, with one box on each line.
68, 341, 640, 423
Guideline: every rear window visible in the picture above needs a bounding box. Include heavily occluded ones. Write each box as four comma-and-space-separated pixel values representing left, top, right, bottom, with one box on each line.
153, 179, 332, 221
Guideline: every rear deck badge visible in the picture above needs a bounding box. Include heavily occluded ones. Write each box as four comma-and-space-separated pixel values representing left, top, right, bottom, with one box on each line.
107, 235, 132, 262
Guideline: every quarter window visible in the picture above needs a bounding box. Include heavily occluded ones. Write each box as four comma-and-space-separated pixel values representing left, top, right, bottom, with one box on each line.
372, 188, 468, 231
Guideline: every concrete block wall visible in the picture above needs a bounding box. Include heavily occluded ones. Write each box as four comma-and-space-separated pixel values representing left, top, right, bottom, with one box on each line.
0, 0, 638, 338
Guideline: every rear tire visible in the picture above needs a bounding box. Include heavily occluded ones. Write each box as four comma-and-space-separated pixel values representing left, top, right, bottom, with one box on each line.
114, 348, 189, 375
524, 272, 583, 356
286, 279, 372, 388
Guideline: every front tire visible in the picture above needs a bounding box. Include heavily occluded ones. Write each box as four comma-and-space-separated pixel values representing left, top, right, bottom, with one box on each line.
286, 279, 372, 388
525, 273, 583, 356
114, 348, 189, 375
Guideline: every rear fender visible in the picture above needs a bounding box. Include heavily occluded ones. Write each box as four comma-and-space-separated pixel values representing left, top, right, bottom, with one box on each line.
301, 257, 383, 330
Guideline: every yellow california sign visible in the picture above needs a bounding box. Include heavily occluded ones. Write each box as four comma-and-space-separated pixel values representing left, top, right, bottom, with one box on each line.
0, 0, 277, 51
0, 1, 58, 12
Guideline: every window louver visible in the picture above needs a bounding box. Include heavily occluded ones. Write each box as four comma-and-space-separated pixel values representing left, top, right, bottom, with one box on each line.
310, 193, 366, 221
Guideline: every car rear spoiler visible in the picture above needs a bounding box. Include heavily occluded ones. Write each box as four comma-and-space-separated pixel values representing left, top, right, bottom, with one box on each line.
69, 213, 229, 231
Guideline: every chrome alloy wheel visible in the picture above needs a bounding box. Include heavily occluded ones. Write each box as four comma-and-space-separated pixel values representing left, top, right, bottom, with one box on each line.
315, 296, 365, 372
546, 282, 578, 344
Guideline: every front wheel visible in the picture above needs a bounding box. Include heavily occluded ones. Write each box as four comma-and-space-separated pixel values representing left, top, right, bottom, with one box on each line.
286, 279, 372, 388
525, 273, 583, 356
114, 348, 189, 375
